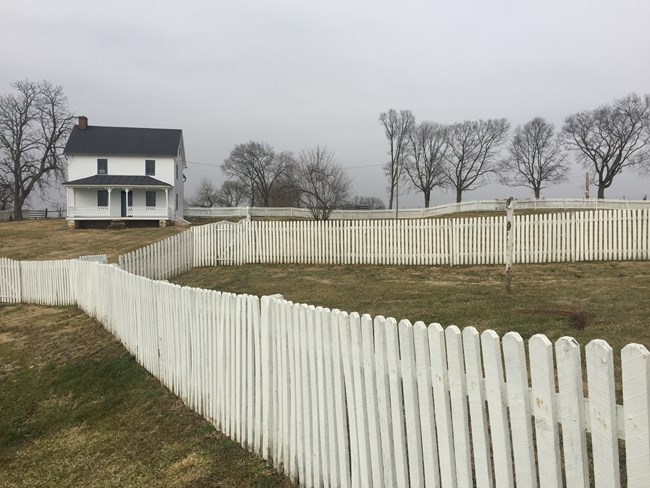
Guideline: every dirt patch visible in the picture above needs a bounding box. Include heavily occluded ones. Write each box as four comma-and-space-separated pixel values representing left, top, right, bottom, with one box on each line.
521, 308, 591, 330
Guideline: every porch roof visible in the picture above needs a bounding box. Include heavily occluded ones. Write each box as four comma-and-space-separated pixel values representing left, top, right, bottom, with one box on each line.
63, 175, 172, 188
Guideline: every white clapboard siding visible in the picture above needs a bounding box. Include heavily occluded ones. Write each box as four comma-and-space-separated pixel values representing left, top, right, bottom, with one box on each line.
8, 258, 650, 487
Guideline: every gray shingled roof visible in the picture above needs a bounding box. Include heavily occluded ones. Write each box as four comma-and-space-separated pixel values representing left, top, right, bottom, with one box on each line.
63, 175, 172, 187
64, 125, 182, 156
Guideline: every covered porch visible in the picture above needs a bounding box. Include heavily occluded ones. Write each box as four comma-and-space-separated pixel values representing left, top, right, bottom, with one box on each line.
64, 175, 173, 222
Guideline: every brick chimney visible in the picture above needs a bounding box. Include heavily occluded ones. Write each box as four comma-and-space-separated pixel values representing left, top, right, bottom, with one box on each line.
78, 116, 88, 130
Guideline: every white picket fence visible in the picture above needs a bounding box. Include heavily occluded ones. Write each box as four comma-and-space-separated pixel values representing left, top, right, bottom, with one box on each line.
1, 258, 646, 487
0, 257, 21, 303
189, 209, 650, 268
118, 230, 193, 280
186, 197, 650, 221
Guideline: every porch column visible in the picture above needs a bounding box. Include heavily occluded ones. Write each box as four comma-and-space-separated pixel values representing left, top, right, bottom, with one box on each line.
125, 188, 130, 216
165, 188, 169, 218
107, 188, 112, 217
65, 188, 72, 217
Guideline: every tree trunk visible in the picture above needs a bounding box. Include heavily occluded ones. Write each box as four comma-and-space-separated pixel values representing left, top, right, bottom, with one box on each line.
534, 188, 541, 199
456, 187, 463, 203
13, 183, 23, 220
387, 185, 394, 210
597, 185, 606, 199
424, 191, 430, 208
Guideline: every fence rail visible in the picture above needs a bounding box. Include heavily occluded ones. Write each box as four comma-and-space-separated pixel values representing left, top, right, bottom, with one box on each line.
186, 197, 650, 220
3, 258, 648, 487
189, 209, 650, 268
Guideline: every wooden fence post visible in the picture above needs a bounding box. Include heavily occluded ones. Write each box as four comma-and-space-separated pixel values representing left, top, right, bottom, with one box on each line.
505, 197, 514, 292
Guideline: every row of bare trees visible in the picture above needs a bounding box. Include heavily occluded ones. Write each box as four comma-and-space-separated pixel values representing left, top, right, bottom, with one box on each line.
380, 93, 650, 206
191, 142, 358, 220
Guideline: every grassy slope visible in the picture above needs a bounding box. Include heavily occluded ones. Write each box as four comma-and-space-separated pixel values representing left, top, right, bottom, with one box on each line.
0, 220, 290, 487
0, 219, 186, 263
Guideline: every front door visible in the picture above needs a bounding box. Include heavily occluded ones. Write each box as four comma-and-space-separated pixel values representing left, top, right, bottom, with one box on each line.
120, 191, 133, 217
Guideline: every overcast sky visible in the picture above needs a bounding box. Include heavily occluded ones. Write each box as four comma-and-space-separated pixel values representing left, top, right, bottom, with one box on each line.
2, 0, 650, 207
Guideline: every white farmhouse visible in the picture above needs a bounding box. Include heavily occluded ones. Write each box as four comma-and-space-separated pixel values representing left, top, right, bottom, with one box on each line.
63, 116, 186, 228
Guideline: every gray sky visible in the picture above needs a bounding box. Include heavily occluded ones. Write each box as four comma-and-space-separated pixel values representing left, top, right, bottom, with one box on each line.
2, 0, 650, 207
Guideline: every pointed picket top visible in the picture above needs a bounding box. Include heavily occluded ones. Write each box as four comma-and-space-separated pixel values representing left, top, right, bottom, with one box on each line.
586, 339, 621, 488
555, 336, 590, 488
429, 323, 457, 488
622, 343, 650, 488
480, 329, 514, 488
398, 319, 425, 488
463, 326, 493, 488
445, 325, 472, 488
412, 321, 440, 488
529, 334, 562, 488
502, 331, 536, 488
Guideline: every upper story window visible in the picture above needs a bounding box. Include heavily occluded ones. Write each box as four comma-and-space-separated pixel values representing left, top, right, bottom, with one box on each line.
97, 159, 108, 175
175, 164, 178, 180
145, 159, 155, 176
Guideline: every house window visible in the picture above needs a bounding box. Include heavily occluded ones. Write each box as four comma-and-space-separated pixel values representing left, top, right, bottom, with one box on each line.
175, 193, 178, 211
146, 191, 156, 207
175, 164, 178, 180
97, 190, 108, 207
97, 159, 107, 175
145, 159, 155, 176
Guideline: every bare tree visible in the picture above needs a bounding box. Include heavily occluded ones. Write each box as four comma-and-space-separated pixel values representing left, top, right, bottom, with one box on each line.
562, 93, 650, 199
348, 195, 386, 209
379, 109, 415, 209
442, 118, 510, 203
0, 80, 74, 220
404, 121, 447, 207
0, 182, 11, 210
216, 180, 249, 207
189, 177, 219, 207
221, 141, 294, 206
499, 117, 568, 199
291, 146, 352, 220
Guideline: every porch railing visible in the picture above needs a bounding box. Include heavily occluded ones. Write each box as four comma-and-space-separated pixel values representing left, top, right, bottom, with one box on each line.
67, 206, 169, 219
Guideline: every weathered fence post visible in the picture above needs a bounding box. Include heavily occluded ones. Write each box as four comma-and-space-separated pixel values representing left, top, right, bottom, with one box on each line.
505, 197, 514, 292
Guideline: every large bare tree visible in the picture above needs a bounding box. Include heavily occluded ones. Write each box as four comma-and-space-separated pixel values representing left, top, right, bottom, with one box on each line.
0, 80, 74, 220
442, 118, 510, 203
562, 93, 650, 199
221, 141, 294, 207
404, 121, 447, 207
500, 117, 568, 198
379, 109, 415, 209
189, 177, 219, 207
217, 180, 249, 207
290, 146, 351, 220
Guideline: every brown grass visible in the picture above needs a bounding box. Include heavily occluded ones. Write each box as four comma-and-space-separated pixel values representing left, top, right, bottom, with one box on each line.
0, 219, 187, 263
0, 304, 292, 487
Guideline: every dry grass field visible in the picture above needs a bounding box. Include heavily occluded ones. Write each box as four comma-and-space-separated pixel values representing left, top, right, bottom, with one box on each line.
0, 219, 291, 487
0, 219, 187, 263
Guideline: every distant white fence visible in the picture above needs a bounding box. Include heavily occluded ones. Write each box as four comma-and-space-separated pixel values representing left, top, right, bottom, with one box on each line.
186, 197, 650, 220
78, 254, 108, 264
190, 209, 650, 267
3, 258, 649, 487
